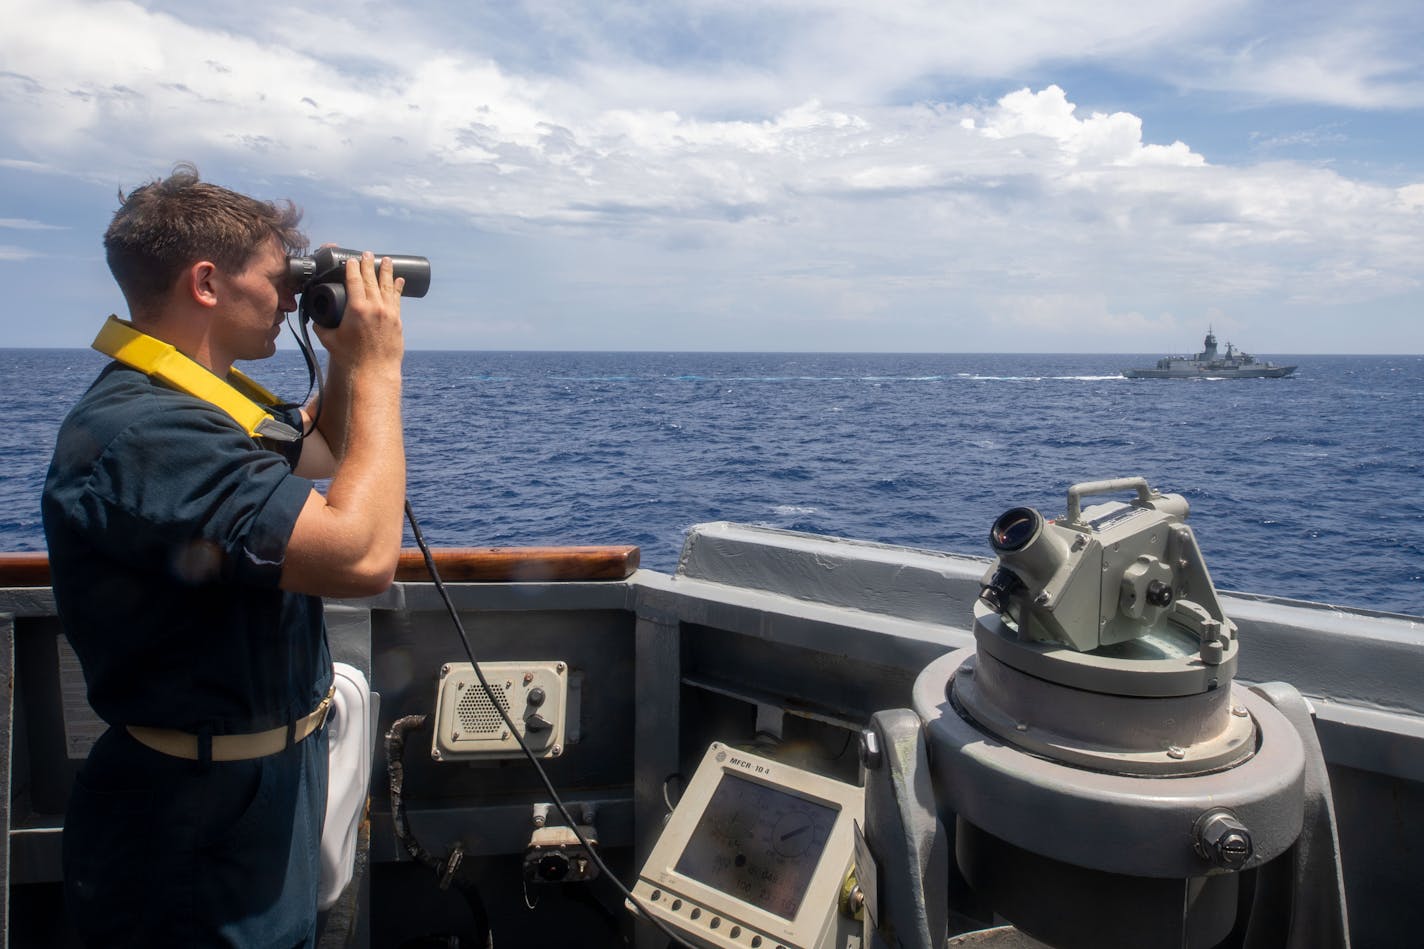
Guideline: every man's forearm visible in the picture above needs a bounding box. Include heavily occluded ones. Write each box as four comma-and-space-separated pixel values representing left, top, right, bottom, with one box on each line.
314, 359, 354, 460
320, 365, 405, 576
282, 364, 405, 596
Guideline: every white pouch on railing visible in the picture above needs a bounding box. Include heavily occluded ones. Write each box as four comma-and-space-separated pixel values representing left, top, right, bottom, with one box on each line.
319, 662, 374, 911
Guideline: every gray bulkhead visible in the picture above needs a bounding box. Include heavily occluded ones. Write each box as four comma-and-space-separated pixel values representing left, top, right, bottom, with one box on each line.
1, 521, 1421, 946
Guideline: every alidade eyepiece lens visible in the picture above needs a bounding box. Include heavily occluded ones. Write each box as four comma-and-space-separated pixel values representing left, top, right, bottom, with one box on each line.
990, 507, 1042, 553
980, 566, 1023, 613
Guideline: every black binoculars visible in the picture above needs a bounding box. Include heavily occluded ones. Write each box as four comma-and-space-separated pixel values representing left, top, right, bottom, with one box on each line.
286, 247, 432, 328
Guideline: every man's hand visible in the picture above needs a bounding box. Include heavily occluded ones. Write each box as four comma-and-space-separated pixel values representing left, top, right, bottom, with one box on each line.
314, 251, 406, 370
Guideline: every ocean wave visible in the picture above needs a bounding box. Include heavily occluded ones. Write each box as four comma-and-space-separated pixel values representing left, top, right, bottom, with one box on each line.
4, 349, 1420, 613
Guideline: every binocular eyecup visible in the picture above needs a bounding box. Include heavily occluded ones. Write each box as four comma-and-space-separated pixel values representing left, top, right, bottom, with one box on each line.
287, 247, 431, 328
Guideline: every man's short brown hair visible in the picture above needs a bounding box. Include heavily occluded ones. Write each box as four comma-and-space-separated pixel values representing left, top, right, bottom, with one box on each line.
104, 162, 308, 310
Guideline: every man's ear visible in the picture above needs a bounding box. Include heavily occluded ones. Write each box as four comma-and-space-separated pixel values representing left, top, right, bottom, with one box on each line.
187, 261, 220, 308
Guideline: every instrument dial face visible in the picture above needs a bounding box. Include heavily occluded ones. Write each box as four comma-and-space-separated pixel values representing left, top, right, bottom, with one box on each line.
771, 811, 818, 858
674, 772, 839, 920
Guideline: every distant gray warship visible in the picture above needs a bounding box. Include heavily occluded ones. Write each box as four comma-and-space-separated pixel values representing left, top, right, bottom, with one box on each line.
1123, 328, 1297, 378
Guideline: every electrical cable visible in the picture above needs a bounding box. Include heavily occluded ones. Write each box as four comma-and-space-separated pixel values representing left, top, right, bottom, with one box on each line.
291, 274, 694, 946
661, 773, 683, 813
403, 500, 700, 949
385, 714, 493, 947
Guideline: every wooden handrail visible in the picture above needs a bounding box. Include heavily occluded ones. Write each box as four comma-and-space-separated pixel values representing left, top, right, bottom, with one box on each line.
0, 552, 50, 587
394, 546, 640, 582
0, 546, 641, 588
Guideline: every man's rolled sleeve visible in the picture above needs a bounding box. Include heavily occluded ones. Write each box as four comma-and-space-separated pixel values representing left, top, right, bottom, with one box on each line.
61, 399, 315, 589
232, 470, 312, 587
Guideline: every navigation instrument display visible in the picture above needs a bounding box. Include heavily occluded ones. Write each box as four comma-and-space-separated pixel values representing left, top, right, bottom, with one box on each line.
673, 772, 839, 920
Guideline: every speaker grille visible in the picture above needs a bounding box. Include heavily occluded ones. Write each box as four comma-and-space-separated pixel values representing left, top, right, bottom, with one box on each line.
456, 682, 512, 735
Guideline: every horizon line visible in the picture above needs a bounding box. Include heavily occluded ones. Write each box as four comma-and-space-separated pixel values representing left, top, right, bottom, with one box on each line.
1, 347, 1418, 358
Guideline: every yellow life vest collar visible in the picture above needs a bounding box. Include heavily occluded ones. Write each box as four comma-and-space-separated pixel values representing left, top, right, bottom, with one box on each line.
91, 315, 301, 443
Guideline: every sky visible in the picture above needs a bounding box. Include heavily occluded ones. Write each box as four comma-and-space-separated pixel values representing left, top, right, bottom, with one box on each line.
2, 0, 1423, 353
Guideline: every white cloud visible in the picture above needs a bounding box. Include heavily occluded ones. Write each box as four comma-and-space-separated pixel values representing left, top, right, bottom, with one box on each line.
1398, 184, 1424, 209
987, 294, 1182, 339
1186, 24, 1424, 109
0, 218, 66, 230
1, 1, 1421, 352
977, 86, 1205, 169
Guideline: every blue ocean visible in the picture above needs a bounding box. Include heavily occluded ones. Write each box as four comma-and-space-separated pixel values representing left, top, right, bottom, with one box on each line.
3, 349, 1421, 616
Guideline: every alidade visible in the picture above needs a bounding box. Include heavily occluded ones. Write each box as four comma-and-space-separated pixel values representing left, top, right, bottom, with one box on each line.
910, 478, 1309, 948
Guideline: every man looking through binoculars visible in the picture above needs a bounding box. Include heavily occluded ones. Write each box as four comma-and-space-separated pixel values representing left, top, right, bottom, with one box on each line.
42, 163, 407, 946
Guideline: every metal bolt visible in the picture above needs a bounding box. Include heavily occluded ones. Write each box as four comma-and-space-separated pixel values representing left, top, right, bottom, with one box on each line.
551, 744, 563, 757
859, 729, 882, 770
452, 732, 460, 740
1231, 706, 1249, 718
846, 884, 866, 919
524, 672, 534, 684
457, 681, 465, 690
1014, 721, 1028, 732
441, 663, 451, 676
501, 730, 509, 740
432, 749, 442, 760
1195, 809, 1253, 869
556, 662, 566, 674
1219, 831, 1252, 864
1167, 745, 1186, 760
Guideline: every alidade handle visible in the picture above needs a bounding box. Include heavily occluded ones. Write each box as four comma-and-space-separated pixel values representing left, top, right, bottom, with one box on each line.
1065, 477, 1154, 525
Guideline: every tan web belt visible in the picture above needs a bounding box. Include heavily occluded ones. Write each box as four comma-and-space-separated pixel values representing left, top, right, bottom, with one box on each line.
127, 685, 336, 762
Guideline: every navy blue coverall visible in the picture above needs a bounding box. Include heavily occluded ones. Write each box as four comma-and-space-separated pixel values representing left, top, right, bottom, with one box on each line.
43, 362, 333, 948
